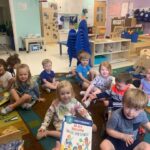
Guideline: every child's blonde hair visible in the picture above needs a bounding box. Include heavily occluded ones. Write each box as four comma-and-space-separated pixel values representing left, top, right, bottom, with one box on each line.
77, 50, 91, 61
16, 64, 31, 83
123, 88, 148, 109
57, 80, 75, 100
99, 61, 112, 75
42, 59, 52, 66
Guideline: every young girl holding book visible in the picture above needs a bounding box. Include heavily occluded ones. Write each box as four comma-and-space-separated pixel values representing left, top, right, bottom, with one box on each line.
37, 80, 97, 140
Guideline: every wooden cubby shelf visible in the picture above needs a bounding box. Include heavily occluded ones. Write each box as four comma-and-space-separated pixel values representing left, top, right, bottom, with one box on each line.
90, 38, 131, 66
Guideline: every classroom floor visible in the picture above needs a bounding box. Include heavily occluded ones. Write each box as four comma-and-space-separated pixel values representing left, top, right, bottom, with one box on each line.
0, 43, 134, 76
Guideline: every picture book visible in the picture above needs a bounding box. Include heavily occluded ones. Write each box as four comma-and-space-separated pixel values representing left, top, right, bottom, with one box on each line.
60, 116, 93, 150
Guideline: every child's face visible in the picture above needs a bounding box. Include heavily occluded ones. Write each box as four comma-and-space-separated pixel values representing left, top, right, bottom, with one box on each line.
123, 104, 143, 119
100, 66, 110, 78
81, 58, 89, 66
146, 69, 150, 81
0, 64, 5, 76
59, 87, 72, 104
43, 63, 52, 72
116, 81, 128, 91
18, 68, 29, 82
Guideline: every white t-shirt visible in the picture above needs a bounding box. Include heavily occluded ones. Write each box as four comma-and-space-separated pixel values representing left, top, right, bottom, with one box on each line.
0, 71, 12, 88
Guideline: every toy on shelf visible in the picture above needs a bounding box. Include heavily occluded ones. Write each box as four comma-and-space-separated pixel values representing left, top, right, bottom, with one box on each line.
133, 49, 150, 75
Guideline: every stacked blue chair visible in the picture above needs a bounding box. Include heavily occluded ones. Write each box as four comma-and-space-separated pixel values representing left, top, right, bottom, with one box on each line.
67, 29, 77, 67
75, 19, 91, 56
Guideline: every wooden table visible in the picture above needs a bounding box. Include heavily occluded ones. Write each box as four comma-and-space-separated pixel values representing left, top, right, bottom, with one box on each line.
57, 41, 67, 55
23, 37, 46, 53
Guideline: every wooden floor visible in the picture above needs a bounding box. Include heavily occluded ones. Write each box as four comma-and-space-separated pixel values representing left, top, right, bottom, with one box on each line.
23, 79, 106, 150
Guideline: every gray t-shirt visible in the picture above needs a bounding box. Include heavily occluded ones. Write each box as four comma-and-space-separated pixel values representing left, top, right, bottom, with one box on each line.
91, 75, 113, 92
107, 108, 149, 140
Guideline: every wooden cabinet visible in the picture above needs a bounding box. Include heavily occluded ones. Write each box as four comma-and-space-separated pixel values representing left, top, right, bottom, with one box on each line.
90, 39, 131, 66
40, 2, 59, 43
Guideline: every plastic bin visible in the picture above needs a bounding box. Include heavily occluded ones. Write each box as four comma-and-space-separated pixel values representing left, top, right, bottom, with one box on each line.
94, 55, 108, 65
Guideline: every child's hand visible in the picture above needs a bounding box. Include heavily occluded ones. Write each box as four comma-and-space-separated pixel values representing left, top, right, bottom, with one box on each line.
89, 93, 96, 100
122, 133, 134, 147
43, 79, 47, 83
38, 128, 45, 133
82, 97, 87, 102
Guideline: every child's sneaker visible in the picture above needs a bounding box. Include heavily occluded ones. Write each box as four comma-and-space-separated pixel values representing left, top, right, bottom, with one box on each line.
83, 99, 91, 108
0, 106, 13, 115
80, 91, 86, 96
66, 74, 74, 78
45, 88, 51, 93
21, 101, 36, 110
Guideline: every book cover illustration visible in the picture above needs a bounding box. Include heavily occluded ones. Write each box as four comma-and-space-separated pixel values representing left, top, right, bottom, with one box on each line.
60, 116, 92, 150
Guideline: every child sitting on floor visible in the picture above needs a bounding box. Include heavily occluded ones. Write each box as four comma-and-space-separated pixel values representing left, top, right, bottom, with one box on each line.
140, 67, 150, 106
76, 50, 96, 90
37, 80, 97, 140
0, 59, 14, 91
40, 59, 59, 93
81, 61, 113, 108
100, 89, 150, 150
90, 73, 134, 118
0, 64, 44, 115
6, 53, 21, 76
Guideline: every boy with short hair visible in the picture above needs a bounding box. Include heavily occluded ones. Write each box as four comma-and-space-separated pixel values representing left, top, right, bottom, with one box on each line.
76, 50, 95, 90
90, 73, 134, 109
40, 59, 59, 93
100, 88, 150, 150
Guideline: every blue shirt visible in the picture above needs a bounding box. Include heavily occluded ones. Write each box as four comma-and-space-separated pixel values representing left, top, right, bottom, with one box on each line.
76, 64, 91, 82
40, 70, 55, 84
107, 108, 149, 140
141, 78, 150, 95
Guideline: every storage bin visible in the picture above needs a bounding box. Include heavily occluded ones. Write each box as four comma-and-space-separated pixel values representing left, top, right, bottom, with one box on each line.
94, 55, 108, 65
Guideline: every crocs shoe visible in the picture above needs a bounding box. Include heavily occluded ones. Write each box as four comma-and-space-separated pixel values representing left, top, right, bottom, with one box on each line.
0, 106, 13, 115
80, 91, 86, 96
21, 101, 36, 110
82, 99, 91, 108
45, 88, 51, 93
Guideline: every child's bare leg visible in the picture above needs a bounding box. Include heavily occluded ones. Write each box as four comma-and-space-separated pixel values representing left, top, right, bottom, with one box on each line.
82, 82, 90, 90
44, 82, 59, 90
37, 130, 61, 140
89, 69, 96, 81
9, 93, 31, 110
134, 142, 150, 150
100, 139, 115, 150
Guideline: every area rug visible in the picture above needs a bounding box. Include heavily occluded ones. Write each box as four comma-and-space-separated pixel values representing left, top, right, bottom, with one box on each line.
17, 68, 150, 150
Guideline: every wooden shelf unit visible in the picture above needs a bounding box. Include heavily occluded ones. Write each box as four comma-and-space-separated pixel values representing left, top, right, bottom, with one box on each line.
90, 38, 131, 66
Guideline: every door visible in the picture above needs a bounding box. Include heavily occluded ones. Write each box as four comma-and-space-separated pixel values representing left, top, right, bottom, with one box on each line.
94, 1, 106, 26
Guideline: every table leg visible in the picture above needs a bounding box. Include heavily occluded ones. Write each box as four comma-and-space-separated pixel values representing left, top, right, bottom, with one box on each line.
60, 44, 62, 55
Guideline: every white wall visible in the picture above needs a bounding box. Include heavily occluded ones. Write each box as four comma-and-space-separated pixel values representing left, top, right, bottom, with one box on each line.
82, 0, 94, 26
